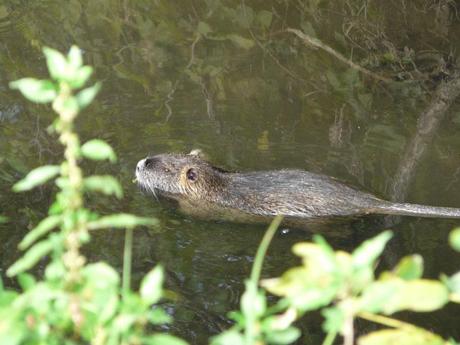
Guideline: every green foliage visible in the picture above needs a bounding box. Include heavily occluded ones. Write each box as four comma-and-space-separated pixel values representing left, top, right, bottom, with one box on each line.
0, 46, 186, 345
12, 165, 60, 192
449, 228, 460, 252
81, 139, 116, 162
213, 226, 460, 345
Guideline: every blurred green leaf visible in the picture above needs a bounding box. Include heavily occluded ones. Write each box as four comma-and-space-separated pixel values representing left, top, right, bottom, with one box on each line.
71, 66, 93, 89
197, 21, 212, 36
393, 255, 423, 280
256, 10, 272, 29
0, 216, 7, 223
358, 328, 445, 345
227, 34, 254, 49
211, 330, 245, 345
19, 215, 61, 250
144, 334, 189, 345
13, 165, 60, 192
140, 265, 164, 305
76, 82, 100, 109
43, 47, 70, 81
322, 307, 344, 334
352, 231, 393, 270
7, 239, 53, 276
293, 240, 337, 273
9, 78, 57, 103
360, 278, 449, 314
81, 139, 116, 162
88, 213, 158, 230
147, 308, 172, 325
67, 45, 83, 69
83, 263, 120, 323
17, 273, 36, 291
445, 272, 460, 303
262, 266, 338, 312
265, 327, 301, 345
241, 281, 266, 318
84, 175, 123, 198
449, 228, 460, 252
53, 95, 79, 115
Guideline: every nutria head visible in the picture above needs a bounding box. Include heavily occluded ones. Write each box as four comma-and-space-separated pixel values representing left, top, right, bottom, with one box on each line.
135, 152, 228, 201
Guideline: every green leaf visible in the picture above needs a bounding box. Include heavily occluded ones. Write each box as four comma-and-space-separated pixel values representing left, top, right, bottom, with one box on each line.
322, 307, 345, 334
360, 278, 449, 314
256, 10, 272, 29
445, 271, 460, 303
227, 34, 254, 49
17, 273, 36, 291
76, 82, 100, 109
241, 281, 266, 318
393, 255, 423, 280
53, 95, 79, 116
197, 21, 212, 36
265, 327, 301, 345
67, 45, 83, 69
352, 231, 393, 269
211, 330, 244, 345
449, 228, 460, 252
144, 334, 189, 345
88, 213, 158, 230
83, 263, 120, 323
262, 266, 338, 312
0, 216, 7, 223
147, 308, 172, 325
140, 265, 164, 305
19, 215, 61, 250
293, 240, 337, 274
9, 78, 57, 103
7, 239, 53, 276
13, 165, 60, 192
358, 328, 445, 345
84, 175, 123, 198
43, 47, 70, 81
71, 66, 93, 89
81, 139, 116, 162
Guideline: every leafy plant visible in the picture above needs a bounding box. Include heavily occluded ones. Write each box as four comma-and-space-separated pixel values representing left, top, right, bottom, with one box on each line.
0, 46, 187, 345
214, 225, 460, 345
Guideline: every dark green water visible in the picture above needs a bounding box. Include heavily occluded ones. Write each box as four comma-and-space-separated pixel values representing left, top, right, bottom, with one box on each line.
1, 1, 460, 343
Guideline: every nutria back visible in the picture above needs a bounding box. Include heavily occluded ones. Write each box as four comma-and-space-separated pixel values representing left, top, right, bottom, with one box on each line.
135, 152, 460, 224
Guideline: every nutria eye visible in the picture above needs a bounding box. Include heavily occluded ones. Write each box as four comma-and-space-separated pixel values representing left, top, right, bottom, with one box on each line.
186, 168, 197, 182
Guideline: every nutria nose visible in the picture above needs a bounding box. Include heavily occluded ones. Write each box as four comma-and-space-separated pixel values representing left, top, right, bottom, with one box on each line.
136, 159, 145, 172
136, 157, 157, 171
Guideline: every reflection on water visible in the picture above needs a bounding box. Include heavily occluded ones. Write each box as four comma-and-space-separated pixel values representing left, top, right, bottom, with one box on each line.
1, 1, 460, 343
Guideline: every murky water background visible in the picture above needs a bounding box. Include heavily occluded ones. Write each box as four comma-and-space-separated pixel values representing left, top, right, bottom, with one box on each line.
1, 1, 460, 343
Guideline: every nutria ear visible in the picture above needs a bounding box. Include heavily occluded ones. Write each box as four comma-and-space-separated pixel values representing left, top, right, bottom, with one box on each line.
186, 168, 198, 182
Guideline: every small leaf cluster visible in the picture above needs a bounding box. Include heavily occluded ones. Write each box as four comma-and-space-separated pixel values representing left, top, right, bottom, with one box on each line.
267, 230, 460, 344
214, 226, 460, 345
0, 46, 187, 345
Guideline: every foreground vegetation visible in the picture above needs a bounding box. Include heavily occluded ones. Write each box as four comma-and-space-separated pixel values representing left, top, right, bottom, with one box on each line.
1, 46, 460, 345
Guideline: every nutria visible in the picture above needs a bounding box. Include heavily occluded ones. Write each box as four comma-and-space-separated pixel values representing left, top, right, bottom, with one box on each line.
135, 151, 460, 225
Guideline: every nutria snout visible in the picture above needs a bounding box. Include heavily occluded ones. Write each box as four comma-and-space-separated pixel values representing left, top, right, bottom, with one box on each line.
136, 152, 460, 225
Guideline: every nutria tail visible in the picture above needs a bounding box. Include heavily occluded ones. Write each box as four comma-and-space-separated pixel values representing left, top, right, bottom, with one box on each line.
373, 201, 460, 219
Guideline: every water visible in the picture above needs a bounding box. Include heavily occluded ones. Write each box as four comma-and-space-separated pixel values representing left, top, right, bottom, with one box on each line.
1, 1, 460, 343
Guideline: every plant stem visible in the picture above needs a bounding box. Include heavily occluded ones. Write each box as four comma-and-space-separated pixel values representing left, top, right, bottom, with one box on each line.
122, 227, 134, 295
358, 311, 436, 336
250, 215, 283, 284
57, 82, 86, 286
322, 330, 338, 345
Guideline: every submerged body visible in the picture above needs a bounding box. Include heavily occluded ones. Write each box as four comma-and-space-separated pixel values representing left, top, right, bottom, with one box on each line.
135, 152, 460, 225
